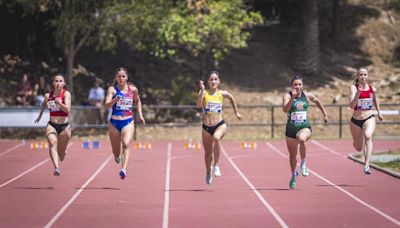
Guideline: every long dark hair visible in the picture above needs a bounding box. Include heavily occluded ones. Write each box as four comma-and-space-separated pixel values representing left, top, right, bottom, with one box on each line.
290, 74, 303, 85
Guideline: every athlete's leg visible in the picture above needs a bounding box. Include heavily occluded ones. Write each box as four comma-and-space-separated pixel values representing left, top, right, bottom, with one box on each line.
286, 137, 299, 175
46, 124, 59, 170
212, 123, 227, 166
202, 129, 214, 174
363, 117, 376, 167
297, 128, 311, 160
57, 126, 71, 161
350, 121, 364, 152
120, 122, 135, 171
108, 123, 122, 160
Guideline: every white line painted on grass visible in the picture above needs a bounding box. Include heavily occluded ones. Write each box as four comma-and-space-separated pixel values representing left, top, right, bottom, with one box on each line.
266, 142, 400, 226
0, 141, 25, 156
162, 142, 172, 228
221, 145, 289, 228
310, 140, 347, 158
0, 158, 49, 188
44, 155, 112, 228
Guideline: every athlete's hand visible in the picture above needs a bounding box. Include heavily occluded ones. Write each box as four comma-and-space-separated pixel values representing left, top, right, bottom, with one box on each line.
323, 115, 328, 125
139, 115, 146, 125
236, 112, 243, 120
199, 80, 205, 91
357, 84, 364, 93
54, 97, 61, 105
34, 117, 40, 124
291, 89, 299, 99
114, 95, 121, 102
377, 113, 383, 121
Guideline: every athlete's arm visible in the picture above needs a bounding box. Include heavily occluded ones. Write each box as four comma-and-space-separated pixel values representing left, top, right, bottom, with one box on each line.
222, 90, 243, 120
282, 93, 293, 113
56, 91, 71, 113
132, 85, 145, 124
306, 92, 328, 123
349, 85, 361, 109
34, 94, 49, 123
372, 86, 383, 121
104, 86, 118, 110
196, 80, 205, 108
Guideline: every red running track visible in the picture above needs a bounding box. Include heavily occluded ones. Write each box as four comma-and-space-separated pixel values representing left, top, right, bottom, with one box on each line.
0, 139, 399, 228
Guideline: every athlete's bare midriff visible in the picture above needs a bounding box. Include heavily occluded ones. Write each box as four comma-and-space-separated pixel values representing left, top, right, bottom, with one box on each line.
203, 113, 223, 127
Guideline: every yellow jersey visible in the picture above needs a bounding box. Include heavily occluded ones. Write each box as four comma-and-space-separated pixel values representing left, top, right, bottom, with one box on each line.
203, 90, 223, 115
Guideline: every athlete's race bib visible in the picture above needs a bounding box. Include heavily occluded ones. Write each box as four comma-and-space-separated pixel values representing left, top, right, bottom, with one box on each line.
47, 100, 60, 111
205, 102, 222, 113
291, 111, 307, 123
116, 97, 133, 111
357, 98, 373, 110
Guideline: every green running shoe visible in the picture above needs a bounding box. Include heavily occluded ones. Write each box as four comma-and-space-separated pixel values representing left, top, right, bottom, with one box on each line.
289, 171, 298, 189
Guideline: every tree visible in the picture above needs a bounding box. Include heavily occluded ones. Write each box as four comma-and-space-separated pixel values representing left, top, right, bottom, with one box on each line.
105, 0, 263, 77
292, 0, 320, 75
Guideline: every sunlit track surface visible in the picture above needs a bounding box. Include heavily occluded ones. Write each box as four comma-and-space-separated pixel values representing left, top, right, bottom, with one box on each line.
0, 139, 398, 227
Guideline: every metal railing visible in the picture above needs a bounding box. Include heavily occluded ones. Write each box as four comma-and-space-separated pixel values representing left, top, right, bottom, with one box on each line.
0, 103, 399, 139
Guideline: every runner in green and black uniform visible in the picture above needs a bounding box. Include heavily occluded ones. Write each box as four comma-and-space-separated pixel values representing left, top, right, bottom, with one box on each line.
282, 75, 328, 189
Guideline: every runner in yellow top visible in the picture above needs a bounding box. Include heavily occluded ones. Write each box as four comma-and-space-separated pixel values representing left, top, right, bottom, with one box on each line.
196, 71, 243, 185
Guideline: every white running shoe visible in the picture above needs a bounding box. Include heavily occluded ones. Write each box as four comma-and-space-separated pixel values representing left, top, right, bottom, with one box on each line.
213, 165, 221, 177
301, 165, 309, 176
54, 168, 61, 176
206, 173, 213, 185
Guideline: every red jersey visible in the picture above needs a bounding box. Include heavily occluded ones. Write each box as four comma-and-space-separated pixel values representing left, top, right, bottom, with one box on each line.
354, 84, 374, 110
47, 89, 69, 116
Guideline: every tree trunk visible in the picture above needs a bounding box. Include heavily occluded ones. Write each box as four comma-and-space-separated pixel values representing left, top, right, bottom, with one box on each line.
292, 0, 320, 75
331, 0, 340, 38
65, 34, 75, 101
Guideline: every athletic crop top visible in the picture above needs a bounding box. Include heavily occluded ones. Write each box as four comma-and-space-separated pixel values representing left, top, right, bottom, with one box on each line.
111, 85, 134, 117
354, 84, 374, 110
203, 90, 223, 115
47, 89, 69, 117
287, 91, 310, 128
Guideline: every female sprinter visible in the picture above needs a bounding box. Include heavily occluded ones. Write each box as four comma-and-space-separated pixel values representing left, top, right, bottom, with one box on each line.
349, 67, 383, 175
196, 71, 243, 185
104, 67, 145, 179
282, 75, 328, 189
35, 74, 71, 176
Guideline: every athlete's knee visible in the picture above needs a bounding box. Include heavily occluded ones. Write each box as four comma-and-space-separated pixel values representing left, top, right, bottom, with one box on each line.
364, 133, 373, 141
121, 141, 129, 150
353, 142, 362, 152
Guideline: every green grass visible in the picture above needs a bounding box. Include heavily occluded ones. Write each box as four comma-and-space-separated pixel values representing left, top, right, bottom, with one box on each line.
355, 150, 400, 174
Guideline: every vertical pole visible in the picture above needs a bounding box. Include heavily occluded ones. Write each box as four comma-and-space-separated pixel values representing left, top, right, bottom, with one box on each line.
339, 105, 342, 138
271, 106, 275, 139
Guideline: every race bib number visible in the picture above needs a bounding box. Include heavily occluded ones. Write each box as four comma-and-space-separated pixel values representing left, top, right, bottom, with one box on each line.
47, 100, 60, 111
357, 98, 373, 110
116, 98, 133, 111
205, 102, 222, 113
291, 111, 307, 123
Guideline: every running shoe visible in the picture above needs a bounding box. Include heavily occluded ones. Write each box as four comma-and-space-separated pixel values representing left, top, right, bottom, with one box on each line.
289, 171, 298, 189
206, 173, 213, 185
301, 165, 309, 176
54, 168, 61, 176
115, 155, 121, 164
213, 165, 221, 177
364, 164, 371, 175
119, 169, 126, 179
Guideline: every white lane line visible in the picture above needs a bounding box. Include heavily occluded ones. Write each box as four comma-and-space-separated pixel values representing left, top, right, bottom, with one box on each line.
310, 140, 347, 158
221, 145, 289, 228
162, 142, 172, 228
0, 143, 74, 188
0, 141, 25, 157
44, 155, 112, 228
266, 142, 400, 226
0, 159, 49, 188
